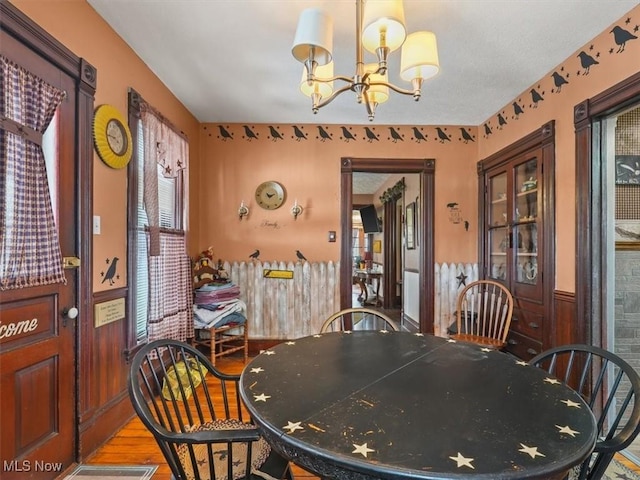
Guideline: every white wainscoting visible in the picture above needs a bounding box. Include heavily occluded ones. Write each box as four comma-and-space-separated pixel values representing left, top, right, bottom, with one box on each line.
224, 261, 340, 339
223, 260, 477, 339
433, 263, 478, 337
403, 270, 420, 327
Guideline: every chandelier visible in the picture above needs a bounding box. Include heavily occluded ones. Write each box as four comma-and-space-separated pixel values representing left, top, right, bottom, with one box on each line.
292, 0, 440, 121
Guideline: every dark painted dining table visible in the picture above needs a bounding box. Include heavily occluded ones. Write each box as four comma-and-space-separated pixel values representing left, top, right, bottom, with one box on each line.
240, 332, 596, 480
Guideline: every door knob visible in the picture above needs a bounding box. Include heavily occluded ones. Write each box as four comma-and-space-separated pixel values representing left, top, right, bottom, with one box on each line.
62, 307, 79, 319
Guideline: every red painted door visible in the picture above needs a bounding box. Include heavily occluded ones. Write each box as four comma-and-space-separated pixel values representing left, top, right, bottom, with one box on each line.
0, 30, 78, 479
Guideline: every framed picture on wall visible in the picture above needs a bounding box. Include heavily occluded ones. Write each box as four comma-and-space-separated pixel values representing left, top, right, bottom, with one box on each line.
415, 196, 419, 246
406, 202, 416, 250
615, 219, 640, 250
373, 240, 382, 253
615, 155, 640, 184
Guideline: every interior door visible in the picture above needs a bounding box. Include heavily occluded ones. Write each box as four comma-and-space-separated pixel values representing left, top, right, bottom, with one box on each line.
0, 31, 78, 479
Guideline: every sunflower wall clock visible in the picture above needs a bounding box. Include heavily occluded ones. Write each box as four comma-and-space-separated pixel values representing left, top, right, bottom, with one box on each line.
92, 104, 133, 169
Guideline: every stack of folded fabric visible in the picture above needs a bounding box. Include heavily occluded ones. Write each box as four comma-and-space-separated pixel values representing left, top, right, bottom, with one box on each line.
193, 281, 246, 333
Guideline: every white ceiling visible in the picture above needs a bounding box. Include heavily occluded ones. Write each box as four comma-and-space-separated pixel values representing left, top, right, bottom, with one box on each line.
87, 0, 639, 127
353, 172, 391, 195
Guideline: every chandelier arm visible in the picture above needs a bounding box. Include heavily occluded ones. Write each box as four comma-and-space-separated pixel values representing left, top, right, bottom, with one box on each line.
369, 80, 415, 96
315, 84, 355, 109
313, 75, 354, 84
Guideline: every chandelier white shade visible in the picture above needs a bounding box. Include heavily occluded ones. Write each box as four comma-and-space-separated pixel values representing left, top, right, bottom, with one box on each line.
400, 31, 440, 81
362, 0, 407, 54
292, 0, 440, 121
300, 62, 334, 99
291, 8, 333, 66
365, 63, 389, 106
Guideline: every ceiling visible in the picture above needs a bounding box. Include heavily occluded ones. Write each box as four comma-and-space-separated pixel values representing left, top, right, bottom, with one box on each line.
87, 0, 639, 127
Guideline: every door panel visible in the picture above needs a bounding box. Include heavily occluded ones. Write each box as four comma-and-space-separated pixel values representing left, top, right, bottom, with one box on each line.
1, 29, 77, 479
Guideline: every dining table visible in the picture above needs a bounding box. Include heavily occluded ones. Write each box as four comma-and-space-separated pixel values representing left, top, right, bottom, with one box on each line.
239, 331, 597, 480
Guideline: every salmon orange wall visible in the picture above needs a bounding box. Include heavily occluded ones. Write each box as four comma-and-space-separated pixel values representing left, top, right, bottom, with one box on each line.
12, 1, 640, 296
477, 4, 640, 292
198, 123, 479, 264
11, 0, 201, 293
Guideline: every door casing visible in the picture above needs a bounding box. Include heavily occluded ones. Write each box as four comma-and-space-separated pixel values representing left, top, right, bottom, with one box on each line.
340, 157, 435, 332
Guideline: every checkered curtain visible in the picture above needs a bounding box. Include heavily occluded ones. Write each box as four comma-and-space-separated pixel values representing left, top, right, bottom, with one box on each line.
0, 55, 67, 290
147, 231, 192, 343
140, 107, 189, 256
139, 106, 191, 342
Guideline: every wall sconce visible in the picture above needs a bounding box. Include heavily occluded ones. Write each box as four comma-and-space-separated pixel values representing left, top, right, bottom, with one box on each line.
238, 200, 249, 220
291, 199, 304, 220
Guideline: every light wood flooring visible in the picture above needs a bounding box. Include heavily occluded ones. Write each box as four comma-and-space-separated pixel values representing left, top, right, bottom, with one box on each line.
81, 352, 639, 480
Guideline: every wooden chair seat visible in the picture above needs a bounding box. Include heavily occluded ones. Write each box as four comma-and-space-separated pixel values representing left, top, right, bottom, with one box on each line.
450, 333, 505, 349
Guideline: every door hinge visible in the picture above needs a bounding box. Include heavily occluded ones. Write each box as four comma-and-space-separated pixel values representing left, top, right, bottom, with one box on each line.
63, 256, 81, 269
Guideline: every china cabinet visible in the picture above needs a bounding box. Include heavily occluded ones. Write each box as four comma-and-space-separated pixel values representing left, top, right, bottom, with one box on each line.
478, 121, 555, 360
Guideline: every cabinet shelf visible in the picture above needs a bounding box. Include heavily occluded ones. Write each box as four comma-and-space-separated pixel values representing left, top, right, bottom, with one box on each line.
517, 188, 538, 197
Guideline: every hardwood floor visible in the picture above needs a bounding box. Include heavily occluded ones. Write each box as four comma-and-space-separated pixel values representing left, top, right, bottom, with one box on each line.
81, 351, 639, 479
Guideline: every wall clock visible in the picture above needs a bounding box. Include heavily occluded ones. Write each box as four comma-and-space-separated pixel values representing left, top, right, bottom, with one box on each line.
92, 104, 133, 169
255, 181, 286, 210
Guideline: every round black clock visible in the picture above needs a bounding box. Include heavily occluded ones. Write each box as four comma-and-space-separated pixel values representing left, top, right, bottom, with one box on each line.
255, 181, 286, 210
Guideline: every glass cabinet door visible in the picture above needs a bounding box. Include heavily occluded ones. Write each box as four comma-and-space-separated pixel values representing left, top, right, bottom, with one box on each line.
489, 227, 508, 280
489, 171, 508, 227
488, 172, 508, 281
514, 158, 538, 285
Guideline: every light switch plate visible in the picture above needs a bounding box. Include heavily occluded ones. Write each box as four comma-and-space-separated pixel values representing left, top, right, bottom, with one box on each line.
93, 215, 101, 235
328, 231, 336, 242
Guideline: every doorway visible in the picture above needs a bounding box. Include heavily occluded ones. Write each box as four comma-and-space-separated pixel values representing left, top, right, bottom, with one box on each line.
340, 157, 435, 333
575, 73, 640, 463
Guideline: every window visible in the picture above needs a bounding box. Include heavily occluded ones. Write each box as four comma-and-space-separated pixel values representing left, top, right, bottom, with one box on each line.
127, 91, 187, 349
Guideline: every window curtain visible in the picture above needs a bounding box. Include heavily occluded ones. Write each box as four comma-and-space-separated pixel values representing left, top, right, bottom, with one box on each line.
0, 55, 67, 290
140, 107, 188, 256
147, 231, 192, 343
140, 105, 191, 342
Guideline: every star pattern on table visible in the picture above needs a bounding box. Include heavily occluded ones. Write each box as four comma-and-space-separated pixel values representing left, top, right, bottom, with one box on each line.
313, 334, 322, 338
283, 421, 304, 434
285, 341, 296, 345
480, 347, 492, 353
516, 360, 528, 366
352, 442, 374, 458
447, 339, 457, 343
263, 350, 276, 355
414, 332, 424, 336
561, 399, 581, 408
519, 443, 546, 459
556, 425, 580, 437
544, 377, 561, 385
254, 393, 271, 402
449, 452, 475, 469
380, 329, 390, 333
250, 367, 264, 373
343, 330, 353, 334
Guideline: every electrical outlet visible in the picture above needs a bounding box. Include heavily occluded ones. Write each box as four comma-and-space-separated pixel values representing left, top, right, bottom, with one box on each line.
328, 231, 336, 242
